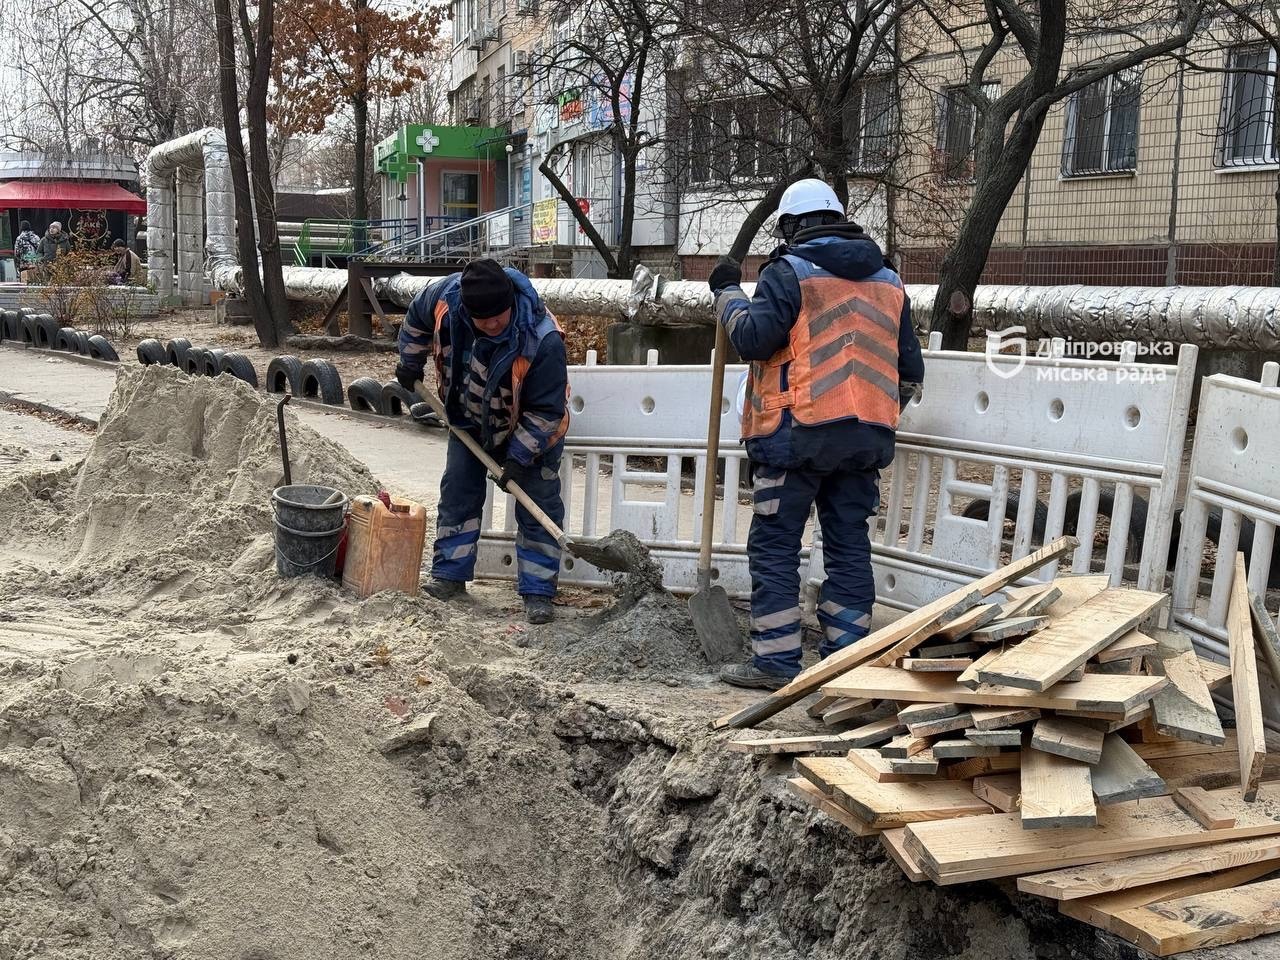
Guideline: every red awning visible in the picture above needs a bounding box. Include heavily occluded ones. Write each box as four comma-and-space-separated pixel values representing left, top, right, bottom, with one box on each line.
0, 180, 146, 215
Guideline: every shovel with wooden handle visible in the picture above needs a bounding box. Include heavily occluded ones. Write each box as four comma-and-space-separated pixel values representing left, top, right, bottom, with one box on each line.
688, 322, 746, 664
411, 381, 640, 575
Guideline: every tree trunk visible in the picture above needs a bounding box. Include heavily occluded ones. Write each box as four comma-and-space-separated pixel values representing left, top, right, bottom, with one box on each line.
242, 0, 291, 345
538, 155, 620, 275
615, 143, 638, 278
352, 0, 370, 225
212, 0, 273, 347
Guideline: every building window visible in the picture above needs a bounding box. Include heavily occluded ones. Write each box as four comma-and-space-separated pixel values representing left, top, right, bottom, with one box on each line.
1061, 67, 1140, 177
685, 96, 793, 186
936, 82, 998, 182
1218, 44, 1277, 167
845, 75, 895, 173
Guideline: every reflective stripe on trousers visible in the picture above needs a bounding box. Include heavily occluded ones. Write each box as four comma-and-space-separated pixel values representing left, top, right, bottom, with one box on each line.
431, 433, 564, 597
747, 462, 879, 676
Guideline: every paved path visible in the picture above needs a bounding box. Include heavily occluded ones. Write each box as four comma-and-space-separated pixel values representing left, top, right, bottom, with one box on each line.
0, 345, 449, 505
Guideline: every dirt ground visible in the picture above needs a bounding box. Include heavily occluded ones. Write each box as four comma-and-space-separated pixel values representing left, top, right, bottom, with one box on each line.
0, 367, 1239, 960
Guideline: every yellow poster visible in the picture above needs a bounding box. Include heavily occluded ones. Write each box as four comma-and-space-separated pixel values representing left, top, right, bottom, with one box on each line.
532, 198, 557, 245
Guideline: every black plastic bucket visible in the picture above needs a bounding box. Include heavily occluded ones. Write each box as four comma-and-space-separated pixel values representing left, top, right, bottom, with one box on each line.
271, 484, 349, 578
271, 484, 349, 532
275, 521, 344, 578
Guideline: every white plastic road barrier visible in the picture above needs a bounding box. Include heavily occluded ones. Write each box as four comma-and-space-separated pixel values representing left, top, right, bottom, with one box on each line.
810, 334, 1199, 611
1170, 364, 1280, 728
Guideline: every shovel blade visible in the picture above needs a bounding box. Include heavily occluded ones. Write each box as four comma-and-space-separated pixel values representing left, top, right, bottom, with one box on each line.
689, 584, 744, 665
568, 540, 636, 574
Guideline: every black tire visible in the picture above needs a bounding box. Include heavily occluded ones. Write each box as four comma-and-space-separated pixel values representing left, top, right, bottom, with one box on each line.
136, 338, 167, 365
20, 316, 37, 344
55, 327, 79, 352
87, 335, 119, 362
266, 355, 304, 395
35, 315, 60, 348
202, 348, 226, 377
219, 352, 259, 387
380, 381, 417, 416
346, 376, 383, 413
165, 338, 192, 367
184, 346, 208, 375
73, 331, 91, 355
300, 358, 343, 405
961, 495, 1050, 541
0, 310, 16, 341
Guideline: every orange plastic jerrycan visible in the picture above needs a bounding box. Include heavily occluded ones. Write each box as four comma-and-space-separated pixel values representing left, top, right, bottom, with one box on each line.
341, 494, 428, 598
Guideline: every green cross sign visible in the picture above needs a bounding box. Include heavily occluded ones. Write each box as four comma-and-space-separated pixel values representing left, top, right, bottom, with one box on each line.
382, 154, 416, 183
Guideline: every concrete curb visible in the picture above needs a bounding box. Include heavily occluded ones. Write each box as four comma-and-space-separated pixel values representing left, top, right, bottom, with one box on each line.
0, 341, 124, 371
0, 390, 101, 428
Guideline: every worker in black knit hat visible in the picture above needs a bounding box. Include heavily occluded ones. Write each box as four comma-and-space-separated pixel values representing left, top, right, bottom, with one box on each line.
396, 258, 569, 624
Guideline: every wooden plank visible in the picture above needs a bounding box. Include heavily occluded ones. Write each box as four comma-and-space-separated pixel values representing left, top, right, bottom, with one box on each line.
794, 755, 864, 795
966, 728, 1022, 747
972, 773, 1020, 812
906, 781, 1280, 881
847, 748, 938, 782
786, 777, 880, 836
713, 537, 1079, 729
1174, 786, 1239, 830
1002, 583, 1064, 618
822, 698, 875, 726
902, 656, 972, 673
1231, 553, 1268, 801
978, 589, 1167, 692
1042, 574, 1112, 619
829, 774, 993, 829
881, 734, 934, 759
885, 750, 942, 776
971, 706, 1042, 730
880, 827, 929, 881
1105, 875, 1280, 956
957, 647, 1004, 688
824, 666, 1167, 714
1200, 657, 1231, 690
1021, 746, 1097, 829
905, 711, 974, 738
728, 733, 849, 755
1031, 716, 1106, 764
943, 752, 1022, 780
1060, 664, 1087, 683
1090, 657, 1143, 675
970, 616, 1049, 644
837, 714, 907, 749
897, 702, 959, 725
1134, 733, 1239, 762
1147, 628, 1226, 746
933, 739, 1000, 759
931, 603, 1002, 641
1018, 835, 1280, 901
1059, 862, 1280, 939
916, 640, 982, 659
1095, 629, 1159, 663
806, 694, 843, 719
1092, 734, 1167, 805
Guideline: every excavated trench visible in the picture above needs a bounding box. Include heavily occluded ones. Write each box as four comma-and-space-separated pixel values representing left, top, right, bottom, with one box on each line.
0, 367, 1136, 960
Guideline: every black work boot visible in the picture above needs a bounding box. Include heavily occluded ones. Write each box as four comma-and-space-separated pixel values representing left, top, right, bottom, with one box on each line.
524, 596, 554, 624
424, 578, 466, 601
719, 662, 794, 691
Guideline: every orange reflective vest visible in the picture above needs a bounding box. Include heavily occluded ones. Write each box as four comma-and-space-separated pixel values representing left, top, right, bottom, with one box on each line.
431, 299, 571, 446
742, 255, 904, 440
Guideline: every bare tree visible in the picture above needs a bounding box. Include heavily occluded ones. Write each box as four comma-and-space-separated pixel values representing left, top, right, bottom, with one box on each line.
919, 0, 1207, 348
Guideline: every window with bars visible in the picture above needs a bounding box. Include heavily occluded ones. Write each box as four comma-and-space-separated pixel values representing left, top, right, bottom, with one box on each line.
684, 96, 793, 186
936, 82, 998, 182
1217, 44, 1277, 168
1061, 67, 1141, 177
844, 75, 895, 173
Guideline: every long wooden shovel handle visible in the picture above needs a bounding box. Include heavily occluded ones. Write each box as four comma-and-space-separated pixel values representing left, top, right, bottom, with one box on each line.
413, 381, 570, 549
698, 322, 729, 574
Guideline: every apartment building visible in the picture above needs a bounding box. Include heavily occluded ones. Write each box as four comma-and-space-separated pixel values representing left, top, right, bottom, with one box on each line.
891, 22, 1280, 287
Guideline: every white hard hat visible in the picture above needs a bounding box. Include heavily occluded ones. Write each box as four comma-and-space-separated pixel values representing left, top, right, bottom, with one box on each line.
772, 179, 844, 237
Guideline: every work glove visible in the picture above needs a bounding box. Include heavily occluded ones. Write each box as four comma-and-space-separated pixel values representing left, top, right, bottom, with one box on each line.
708, 256, 742, 294
395, 363, 422, 392
495, 457, 534, 493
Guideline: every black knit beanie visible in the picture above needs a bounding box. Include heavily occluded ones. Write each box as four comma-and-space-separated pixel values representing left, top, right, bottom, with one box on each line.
460, 259, 515, 319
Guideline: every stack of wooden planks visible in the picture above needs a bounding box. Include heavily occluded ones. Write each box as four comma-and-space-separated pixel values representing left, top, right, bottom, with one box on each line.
723, 541, 1280, 957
